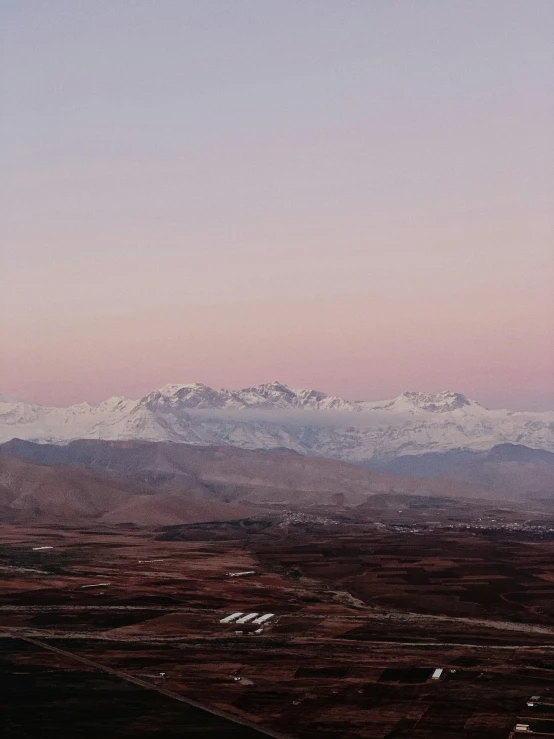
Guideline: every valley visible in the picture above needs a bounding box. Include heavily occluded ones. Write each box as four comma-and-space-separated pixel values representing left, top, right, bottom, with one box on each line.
4, 521, 554, 737
1, 434, 552, 736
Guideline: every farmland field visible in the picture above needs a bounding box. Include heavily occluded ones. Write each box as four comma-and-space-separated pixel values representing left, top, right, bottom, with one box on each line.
2, 522, 554, 738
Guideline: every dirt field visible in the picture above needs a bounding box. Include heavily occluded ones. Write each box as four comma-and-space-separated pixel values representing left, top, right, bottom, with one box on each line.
2, 523, 554, 738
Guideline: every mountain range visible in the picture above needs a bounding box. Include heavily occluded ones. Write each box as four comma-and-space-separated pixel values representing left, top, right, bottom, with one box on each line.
1, 382, 552, 461
365, 444, 554, 498
1, 439, 539, 526
0, 449, 259, 526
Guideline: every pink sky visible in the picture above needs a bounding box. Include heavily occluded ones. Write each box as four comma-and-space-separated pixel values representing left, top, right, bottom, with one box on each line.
1, 1, 553, 410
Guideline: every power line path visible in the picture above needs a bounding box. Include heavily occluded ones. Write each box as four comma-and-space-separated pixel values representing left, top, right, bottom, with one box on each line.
1, 630, 294, 739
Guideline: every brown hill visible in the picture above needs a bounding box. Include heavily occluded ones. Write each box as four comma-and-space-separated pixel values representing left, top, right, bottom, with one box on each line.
1, 439, 525, 513
365, 444, 554, 500
100, 494, 257, 527
0, 452, 259, 526
444, 460, 554, 499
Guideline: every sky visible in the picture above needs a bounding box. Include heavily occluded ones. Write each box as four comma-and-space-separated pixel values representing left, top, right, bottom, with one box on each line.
1, 0, 553, 410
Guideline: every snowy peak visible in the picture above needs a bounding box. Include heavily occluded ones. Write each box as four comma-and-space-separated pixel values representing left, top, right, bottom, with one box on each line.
0, 382, 552, 459
360, 390, 482, 414
140, 381, 357, 412
395, 391, 478, 413
0, 398, 45, 425
233, 382, 356, 411
143, 383, 233, 410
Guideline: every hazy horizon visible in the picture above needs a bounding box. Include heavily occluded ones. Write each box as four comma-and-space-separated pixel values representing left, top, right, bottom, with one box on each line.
2, 1, 553, 411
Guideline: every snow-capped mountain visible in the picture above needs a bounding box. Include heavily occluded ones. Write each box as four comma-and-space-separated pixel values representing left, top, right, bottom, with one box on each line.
0, 382, 552, 461
141, 382, 358, 411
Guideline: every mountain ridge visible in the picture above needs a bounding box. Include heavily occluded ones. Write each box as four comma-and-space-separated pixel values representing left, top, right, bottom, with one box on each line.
1, 382, 552, 460
0, 450, 262, 525
1, 438, 525, 511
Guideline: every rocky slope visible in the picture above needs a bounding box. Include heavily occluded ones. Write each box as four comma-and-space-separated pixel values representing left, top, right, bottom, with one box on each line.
365, 444, 554, 498
4, 437, 552, 526
1, 438, 532, 509
0, 451, 260, 526
1, 382, 552, 461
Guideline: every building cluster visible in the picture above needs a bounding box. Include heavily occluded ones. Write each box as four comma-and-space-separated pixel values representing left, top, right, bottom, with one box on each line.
219, 612, 274, 625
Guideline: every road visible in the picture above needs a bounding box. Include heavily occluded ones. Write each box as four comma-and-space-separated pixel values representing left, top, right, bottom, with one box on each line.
3, 603, 554, 635
4, 625, 554, 651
